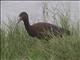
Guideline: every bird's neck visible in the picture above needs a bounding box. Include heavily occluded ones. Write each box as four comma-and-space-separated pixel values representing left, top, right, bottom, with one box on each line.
23, 18, 30, 32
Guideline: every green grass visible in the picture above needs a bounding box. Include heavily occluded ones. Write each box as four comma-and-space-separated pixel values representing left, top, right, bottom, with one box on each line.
1, 5, 80, 60
1, 18, 80, 60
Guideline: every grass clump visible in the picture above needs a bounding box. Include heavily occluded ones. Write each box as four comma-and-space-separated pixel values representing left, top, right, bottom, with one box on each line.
1, 17, 80, 60
1, 3, 80, 59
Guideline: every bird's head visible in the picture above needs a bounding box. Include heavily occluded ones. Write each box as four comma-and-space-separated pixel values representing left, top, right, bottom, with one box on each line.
17, 12, 28, 23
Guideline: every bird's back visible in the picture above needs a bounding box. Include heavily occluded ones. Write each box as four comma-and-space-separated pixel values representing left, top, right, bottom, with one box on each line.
31, 22, 54, 31
29, 22, 70, 38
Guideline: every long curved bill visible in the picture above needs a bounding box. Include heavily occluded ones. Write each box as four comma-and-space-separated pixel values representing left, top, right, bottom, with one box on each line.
17, 19, 21, 24
17, 17, 22, 24
12, 18, 21, 33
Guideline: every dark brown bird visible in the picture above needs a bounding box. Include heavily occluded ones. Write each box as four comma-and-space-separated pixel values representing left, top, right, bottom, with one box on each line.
17, 12, 70, 39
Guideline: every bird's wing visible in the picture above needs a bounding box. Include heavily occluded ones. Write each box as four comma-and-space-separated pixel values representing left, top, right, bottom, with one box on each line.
31, 23, 55, 37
